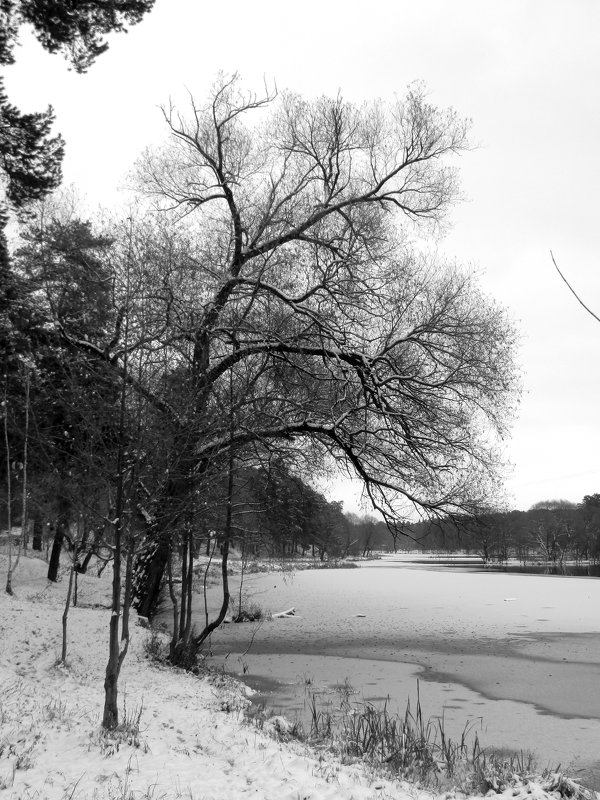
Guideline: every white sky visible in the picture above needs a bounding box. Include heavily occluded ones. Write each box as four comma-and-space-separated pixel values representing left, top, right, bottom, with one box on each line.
5, 0, 600, 513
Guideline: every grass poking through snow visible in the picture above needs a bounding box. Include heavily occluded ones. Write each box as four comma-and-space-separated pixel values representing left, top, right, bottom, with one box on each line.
245, 679, 594, 797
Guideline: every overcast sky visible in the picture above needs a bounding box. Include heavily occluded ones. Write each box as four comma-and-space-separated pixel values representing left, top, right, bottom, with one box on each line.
5, 0, 600, 513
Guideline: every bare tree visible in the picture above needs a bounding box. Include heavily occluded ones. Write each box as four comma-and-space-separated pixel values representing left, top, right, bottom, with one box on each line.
132, 76, 518, 521
51, 78, 520, 666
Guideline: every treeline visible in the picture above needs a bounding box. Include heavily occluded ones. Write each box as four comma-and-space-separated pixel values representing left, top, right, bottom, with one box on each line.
0, 211, 387, 581
0, 200, 404, 670
411, 497, 600, 563
209, 464, 392, 562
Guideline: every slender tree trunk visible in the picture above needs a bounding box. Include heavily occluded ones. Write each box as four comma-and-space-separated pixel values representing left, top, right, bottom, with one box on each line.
121, 545, 134, 643
4, 372, 14, 595
237, 537, 245, 617
78, 517, 89, 563
32, 512, 43, 551
184, 530, 193, 641
76, 525, 103, 574
202, 537, 217, 632
61, 565, 75, 663
20, 367, 29, 552
178, 530, 188, 639
194, 527, 230, 649
47, 507, 69, 582
194, 434, 235, 649
167, 547, 179, 658
103, 445, 126, 728
77, 549, 93, 573
102, 531, 121, 728
170, 528, 196, 662
102, 249, 132, 730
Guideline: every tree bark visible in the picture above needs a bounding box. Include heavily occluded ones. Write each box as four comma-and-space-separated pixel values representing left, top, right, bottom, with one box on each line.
178, 529, 188, 639
193, 531, 230, 649
167, 547, 179, 658
47, 506, 69, 582
32, 512, 43, 551
193, 437, 234, 650
121, 545, 134, 643
61, 565, 75, 663
4, 374, 13, 595
133, 534, 169, 618
184, 530, 193, 642
102, 284, 132, 730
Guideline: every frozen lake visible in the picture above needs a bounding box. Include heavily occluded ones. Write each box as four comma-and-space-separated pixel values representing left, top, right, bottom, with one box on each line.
173, 556, 600, 786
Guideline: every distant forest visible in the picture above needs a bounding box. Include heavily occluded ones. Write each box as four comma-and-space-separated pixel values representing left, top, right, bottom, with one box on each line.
4, 460, 599, 574
408, 496, 600, 564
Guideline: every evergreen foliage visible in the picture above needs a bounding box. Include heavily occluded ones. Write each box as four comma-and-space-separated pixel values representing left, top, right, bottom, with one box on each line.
0, 0, 154, 71
0, 83, 64, 209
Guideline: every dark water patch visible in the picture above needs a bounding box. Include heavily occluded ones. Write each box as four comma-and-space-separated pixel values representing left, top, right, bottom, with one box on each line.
479, 563, 600, 577
389, 559, 600, 578
386, 559, 600, 577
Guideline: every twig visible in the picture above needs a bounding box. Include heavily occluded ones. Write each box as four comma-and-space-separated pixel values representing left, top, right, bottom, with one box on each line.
240, 619, 264, 657
551, 251, 600, 324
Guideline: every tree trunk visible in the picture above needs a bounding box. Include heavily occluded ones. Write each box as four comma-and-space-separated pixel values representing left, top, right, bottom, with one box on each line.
193, 532, 230, 649
32, 512, 43, 551
61, 565, 75, 663
76, 525, 103, 574
167, 547, 179, 659
133, 535, 169, 618
102, 283, 134, 730
103, 493, 124, 729
121, 545, 134, 643
178, 530, 188, 638
103, 610, 120, 729
20, 366, 29, 552
202, 538, 217, 632
193, 441, 234, 650
4, 374, 13, 595
47, 509, 69, 582
184, 531, 193, 641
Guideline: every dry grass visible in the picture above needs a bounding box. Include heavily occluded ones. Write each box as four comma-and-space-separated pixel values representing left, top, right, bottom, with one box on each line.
243, 679, 593, 797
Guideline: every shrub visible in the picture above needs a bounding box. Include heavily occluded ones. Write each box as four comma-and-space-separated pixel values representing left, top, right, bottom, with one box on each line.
143, 630, 168, 663
231, 599, 269, 623
94, 698, 147, 755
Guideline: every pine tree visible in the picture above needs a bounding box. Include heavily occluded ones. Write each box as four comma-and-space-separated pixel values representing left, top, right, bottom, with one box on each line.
12, 215, 118, 580
0, 83, 64, 209
0, 0, 155, 295
1, 0, 155, 73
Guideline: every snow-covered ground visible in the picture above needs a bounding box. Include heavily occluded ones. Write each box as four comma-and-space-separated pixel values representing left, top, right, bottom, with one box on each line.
0, 553, 596, 800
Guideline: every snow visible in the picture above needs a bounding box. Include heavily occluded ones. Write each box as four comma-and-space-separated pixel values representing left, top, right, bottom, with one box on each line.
0, 553, 596, 800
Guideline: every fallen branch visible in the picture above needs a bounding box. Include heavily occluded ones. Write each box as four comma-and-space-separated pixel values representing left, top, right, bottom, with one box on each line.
271, 607, 296, 618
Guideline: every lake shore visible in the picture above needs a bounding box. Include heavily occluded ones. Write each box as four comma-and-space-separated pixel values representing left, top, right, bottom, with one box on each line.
187, 557, 600, 784
0, 554, 417, 800
2, 552, 599, 799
